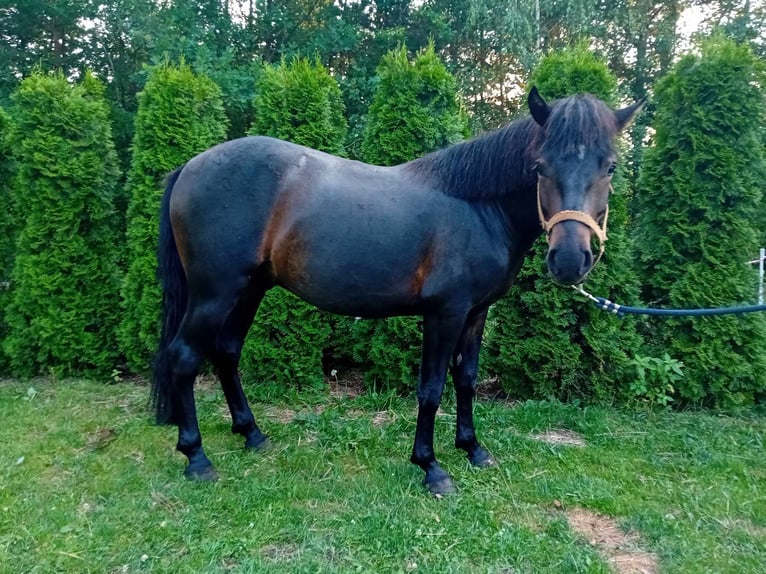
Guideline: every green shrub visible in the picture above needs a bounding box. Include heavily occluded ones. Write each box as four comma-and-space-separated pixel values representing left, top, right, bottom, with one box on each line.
634, 37, 766, 406
628, 354, 684, 407
482, 45, 644, 403
119, 61, 228, 373
3, 71, 122, 377
0, 107, 15, 372
361, 43, 468, 165
241, 57, 346, 388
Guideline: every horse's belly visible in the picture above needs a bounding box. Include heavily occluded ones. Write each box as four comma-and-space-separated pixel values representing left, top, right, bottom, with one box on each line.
276, 262, 424, 318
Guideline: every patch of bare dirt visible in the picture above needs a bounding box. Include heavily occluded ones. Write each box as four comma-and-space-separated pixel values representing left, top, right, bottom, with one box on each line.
476, 376, 514, 401
261, 543, 301, 562
371, 411, 394, 427
531, 429, 587, 447
264, 406, 297, 424
328, 367, 366, 398
566, 508, 659, 574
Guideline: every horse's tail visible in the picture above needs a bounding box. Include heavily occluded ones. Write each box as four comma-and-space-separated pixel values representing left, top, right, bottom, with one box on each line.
151, 166, 188, 425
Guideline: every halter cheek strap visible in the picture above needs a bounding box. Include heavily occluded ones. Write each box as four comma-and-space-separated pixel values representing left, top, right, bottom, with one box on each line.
537, 181, 609, 266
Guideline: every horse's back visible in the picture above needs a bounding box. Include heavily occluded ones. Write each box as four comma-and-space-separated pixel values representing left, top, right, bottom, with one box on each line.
168, 136, 507, 316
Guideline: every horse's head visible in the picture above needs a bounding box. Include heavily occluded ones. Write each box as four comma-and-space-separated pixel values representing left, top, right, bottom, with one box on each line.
528, 86, 643, 285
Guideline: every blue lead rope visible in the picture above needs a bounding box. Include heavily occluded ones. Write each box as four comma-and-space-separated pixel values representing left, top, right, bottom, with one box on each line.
572, 285, 766, 318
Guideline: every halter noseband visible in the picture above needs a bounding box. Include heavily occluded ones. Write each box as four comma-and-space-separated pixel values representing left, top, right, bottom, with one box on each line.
536, 180, 609, 266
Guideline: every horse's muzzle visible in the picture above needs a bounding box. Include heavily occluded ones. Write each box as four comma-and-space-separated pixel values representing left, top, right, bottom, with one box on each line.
546, 244, 593, 285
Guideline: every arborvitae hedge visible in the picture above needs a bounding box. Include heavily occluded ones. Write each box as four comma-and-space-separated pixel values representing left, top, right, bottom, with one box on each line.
3, 72, 122, 377
358, 44, 468, 391
482, 46, 644, 403
634, 37, 766, 406
0, 107, 14, 372
119, 62, 227, 372
248, 57, 347, 156
240, 57, 346, 388
361, 44, 468, 165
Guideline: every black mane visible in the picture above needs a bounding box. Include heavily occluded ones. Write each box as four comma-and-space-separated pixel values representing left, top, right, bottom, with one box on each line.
405, 93, 618, 201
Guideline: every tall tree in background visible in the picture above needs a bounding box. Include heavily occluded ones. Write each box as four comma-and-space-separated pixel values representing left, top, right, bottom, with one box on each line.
634, 37, 766, 406
3, 72, 122, 377
482, 45, 644, 403
0, 0, 95, 104
357, 44, 468, 391
240, 57, 347, 389
119, 62, 227, 372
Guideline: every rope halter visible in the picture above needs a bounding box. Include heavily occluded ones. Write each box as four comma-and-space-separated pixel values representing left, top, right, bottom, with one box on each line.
536, 180, 610, 267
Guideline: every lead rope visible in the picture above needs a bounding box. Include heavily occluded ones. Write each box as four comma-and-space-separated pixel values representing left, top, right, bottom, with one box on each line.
537, 181, 610, 267
572, 284, 766, 318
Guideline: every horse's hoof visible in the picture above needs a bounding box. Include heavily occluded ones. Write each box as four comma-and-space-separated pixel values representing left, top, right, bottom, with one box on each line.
245, 434, 270, 452
184, 464, 219, 482
425, 477, 457, 497
469, 447, 497, 468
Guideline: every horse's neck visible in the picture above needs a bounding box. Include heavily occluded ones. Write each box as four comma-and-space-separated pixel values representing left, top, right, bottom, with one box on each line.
449, 121, 541, 240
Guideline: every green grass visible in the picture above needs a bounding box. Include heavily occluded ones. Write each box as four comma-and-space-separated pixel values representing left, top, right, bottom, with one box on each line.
0, 378, 764, 573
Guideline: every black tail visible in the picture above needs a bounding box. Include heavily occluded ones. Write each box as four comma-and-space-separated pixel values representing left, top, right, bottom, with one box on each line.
151, 166, 188, 425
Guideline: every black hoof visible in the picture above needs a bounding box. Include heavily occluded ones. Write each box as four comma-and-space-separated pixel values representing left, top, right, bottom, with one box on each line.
184, 464, 219, 482
245, 434, 270, 451
425, 477, 457, 496
468, 447, 497, 468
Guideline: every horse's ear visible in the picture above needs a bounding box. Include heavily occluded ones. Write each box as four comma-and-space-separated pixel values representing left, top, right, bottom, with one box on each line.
614, 98, 646, 131
528, 86, 551, 127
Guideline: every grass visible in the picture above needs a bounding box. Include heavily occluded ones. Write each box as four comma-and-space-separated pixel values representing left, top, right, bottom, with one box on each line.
0, 378, 764, 573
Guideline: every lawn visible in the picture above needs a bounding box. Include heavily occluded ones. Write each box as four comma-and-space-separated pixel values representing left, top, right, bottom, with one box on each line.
0, 377, 764, 573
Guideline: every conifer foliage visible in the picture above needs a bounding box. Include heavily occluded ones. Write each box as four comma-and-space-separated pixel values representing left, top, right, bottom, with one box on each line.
357, 44, 467, 391
3, 72, 122, 376
482, 46, 644, 402
119, 62, 227, 372
0, 107, 15, 371
362, 43, 468, 165
240, 57, 347, 388
634, 38, 766, 406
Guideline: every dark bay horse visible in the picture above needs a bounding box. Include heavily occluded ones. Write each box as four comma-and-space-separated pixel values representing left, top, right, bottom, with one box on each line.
152, 87, 642, 494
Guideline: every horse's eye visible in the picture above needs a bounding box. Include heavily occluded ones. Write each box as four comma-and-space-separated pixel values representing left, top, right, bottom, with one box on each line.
607, 163, 617, 176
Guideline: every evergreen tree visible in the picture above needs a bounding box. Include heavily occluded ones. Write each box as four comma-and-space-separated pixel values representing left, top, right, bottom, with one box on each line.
483, 45, 644, 403
358, 44, 468, 391
3, 71, 122, 376
119, 62, 227, 372
248, 57, 347, 155
634, 37, 766, 406
0, 108, 15, 372
240, 57, 347, 388
362, 44, 468, 165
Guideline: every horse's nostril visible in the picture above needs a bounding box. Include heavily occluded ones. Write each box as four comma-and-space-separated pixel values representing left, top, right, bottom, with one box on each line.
580, 249, 593, 273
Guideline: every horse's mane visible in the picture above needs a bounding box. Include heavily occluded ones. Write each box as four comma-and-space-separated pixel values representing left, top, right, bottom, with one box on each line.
405, 94, 618, 201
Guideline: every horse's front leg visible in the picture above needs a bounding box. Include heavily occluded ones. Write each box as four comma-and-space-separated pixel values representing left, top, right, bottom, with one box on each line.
451, 307, 495, 467
411, 310, 466, 496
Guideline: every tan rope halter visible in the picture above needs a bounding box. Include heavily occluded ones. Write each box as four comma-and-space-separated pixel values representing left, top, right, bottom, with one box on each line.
537, 180, 610, 266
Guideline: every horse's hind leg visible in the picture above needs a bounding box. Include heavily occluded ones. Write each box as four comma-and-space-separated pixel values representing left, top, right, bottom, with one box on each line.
451, 306, 495, 467
211, 282, 270, 451
170, 296, 237, 481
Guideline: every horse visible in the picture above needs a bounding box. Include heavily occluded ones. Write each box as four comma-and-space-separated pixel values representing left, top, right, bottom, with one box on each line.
152, 87, 643, 495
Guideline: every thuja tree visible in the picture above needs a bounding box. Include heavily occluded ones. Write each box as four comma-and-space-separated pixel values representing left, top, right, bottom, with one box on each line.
361, 43, 468, 165
0, 108, 14, 372
3, 72, 122, 377
483, 45, 644, 403
634, 37, 766, 406
119, 61, 227, 372
357, 44, 468, 391
240, 57, 347, 388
